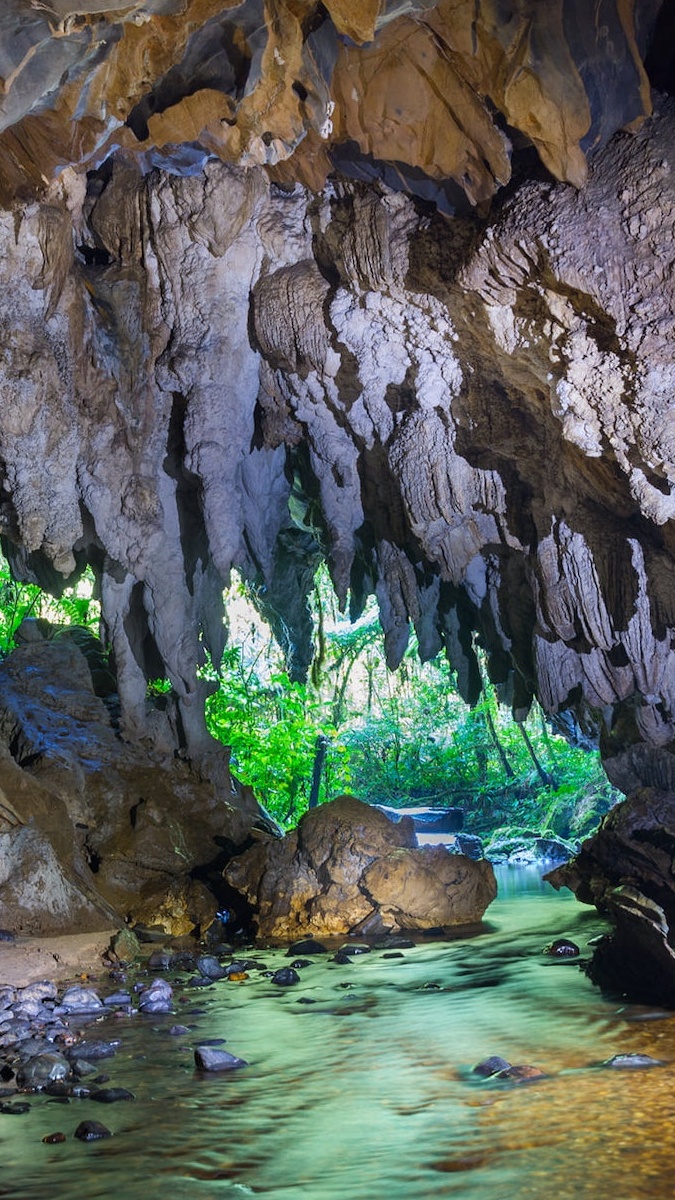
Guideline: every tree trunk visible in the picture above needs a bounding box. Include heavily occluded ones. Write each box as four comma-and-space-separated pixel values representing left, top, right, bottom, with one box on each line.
485, 709, 515, 778
517, 722, 555, 789
308, 734, 329, 808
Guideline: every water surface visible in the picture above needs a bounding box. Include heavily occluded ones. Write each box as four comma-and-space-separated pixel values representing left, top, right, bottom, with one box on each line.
3, 868, 675, 1200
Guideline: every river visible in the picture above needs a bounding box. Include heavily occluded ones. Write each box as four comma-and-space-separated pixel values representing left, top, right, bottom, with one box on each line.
3, 867, 675, 1200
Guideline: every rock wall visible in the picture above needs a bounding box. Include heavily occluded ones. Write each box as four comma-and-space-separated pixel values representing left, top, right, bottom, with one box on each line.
0, 635, 275, 935
2, 101, 675, 789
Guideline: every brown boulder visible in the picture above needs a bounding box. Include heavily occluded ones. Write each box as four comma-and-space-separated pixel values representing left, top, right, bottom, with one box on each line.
224, 795, 496, 940
363, 846, 497, 930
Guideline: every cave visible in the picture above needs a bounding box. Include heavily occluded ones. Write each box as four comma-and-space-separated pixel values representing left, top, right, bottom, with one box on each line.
1, 1, 675, 1189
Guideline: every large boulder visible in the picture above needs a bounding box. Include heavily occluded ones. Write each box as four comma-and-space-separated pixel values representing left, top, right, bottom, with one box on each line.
224, 795, 496, 939
546, 788, 675, 1004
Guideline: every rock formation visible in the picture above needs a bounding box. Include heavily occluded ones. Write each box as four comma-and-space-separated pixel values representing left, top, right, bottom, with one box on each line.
0, 633, 274, 935
0, 2, 674, 986
224, 794, 497, 937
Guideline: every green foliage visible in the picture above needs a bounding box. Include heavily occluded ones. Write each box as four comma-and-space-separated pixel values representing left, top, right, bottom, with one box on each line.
202, 569, 619, 836
0, 558, 100, 657
205, 644, 350, 825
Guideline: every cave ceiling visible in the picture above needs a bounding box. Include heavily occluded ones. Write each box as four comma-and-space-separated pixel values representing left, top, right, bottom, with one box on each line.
0, 1, 673, 788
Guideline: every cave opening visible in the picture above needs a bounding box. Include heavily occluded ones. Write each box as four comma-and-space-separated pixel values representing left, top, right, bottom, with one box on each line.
4, 2, 675, 1191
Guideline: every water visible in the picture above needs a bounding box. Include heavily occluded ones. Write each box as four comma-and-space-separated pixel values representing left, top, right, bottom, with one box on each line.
4, 868, 675, 1200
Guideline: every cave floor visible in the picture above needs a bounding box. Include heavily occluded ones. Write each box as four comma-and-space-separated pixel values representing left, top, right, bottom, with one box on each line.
3, 872, 675, 1199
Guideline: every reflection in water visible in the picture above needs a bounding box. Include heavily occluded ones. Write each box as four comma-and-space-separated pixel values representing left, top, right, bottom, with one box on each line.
3, 868, 675, 1199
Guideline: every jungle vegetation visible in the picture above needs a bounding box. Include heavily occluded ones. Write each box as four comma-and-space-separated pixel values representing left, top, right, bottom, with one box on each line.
0, 557, 618, 843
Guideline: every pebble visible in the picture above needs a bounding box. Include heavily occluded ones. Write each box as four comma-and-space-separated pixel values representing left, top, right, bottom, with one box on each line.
1, 1101, 31, 1114
338, 944, 370, 956
382, 952, 405, 959
542, 939, 580, 958
74, 1120, 112, 1141
147, 951, 172, 971
196, 955, 227, 980
289, 959, 313, 969
602, 1053, 665, 1069
16, 1052, 70, 1090
285, 939, 328, 957
42, 1132, 67, 1144
44, 1081, 73, 1097
271, 968, 300, 987
67, 1040, 119, 1062
58, 986, 104, 1015
104, 991, 132, 1007
194, 1046, 248, 1072
19, 982, 57, 1004
90, 1087, 135, 1103
472, 1056, 512, 1077
139, 979, 173, 1014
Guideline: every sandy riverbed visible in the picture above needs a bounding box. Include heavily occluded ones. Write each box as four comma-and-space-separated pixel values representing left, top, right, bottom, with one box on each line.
0, 929, 116, 987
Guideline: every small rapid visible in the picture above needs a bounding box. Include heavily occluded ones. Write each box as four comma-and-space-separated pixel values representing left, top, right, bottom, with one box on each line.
3, 868, 675, 1200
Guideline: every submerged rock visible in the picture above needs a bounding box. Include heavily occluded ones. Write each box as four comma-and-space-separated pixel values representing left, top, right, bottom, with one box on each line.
271, 968, 300, 987
602, 1054, 664, 1069
542, 939, 580, 958
66, 1040, 118, 1062
496, 1065, 548, 1083
90, 1088, 135, 1103
472, 1056, 512, 1077
194, 1047, 248, 1072
286, 940, 328, 957
74, 1120, 112, 1141
196, 956, 227, 981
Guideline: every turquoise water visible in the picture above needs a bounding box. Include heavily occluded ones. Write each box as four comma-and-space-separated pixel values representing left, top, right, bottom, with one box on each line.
3, 869, 675, 1200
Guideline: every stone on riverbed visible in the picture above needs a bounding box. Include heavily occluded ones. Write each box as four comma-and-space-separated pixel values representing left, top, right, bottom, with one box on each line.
196, 955, 227, 981
286, 940, 328, 957
90, 1087, 135, 1103
542, 939, 580, 957
194, 1046, 248, 1072
271, 968, 300, 987
224, 795, 496, 939
602, 1053, 664, 1069
66, 1039, 119, 1062
74, 1120, 112, 1141
138, 979, 173, 1013
472, 1056, 512, 1077
16, 1052, 70, 1090
58, 986, 104, 1014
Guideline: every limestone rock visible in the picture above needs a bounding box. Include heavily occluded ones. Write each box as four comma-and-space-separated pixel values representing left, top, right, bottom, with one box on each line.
547, 788, 675, 1004
0, 638, 274, 936
362, 847, 496, 930
224, 795, 496, 938
0, 2, 655, 209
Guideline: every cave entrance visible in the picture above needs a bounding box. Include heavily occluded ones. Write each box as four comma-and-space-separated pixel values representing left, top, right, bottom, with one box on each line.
202, 569, 620, 861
